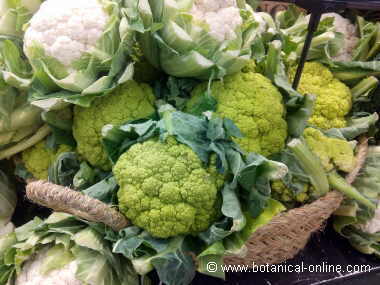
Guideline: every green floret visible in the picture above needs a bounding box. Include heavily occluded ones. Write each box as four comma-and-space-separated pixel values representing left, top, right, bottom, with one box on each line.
304, 128, 355, 173
22, 141, 72, 180
271, 180, 312, 208
289, 62, 352, 130
73, 81, 156, 171
272, 128, 356, 207
114, 137, 222, 239
188, 71, 287, 156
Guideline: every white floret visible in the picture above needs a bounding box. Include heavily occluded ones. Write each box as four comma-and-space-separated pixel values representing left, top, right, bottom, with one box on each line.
15, 247, 82, 285
321, 13, 359, 61
24, 0, 109, 67
190, 0, 243, 41
360, 203, 380, 234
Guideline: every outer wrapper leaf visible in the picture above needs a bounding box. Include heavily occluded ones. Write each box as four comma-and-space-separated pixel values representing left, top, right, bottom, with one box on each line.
126, 0, 260, 79
334, 146, 380, 256
0, 0, 42, 37
0, 213, 139, 285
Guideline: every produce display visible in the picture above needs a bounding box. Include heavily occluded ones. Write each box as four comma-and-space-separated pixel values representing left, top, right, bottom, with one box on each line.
1, 0, 380, 284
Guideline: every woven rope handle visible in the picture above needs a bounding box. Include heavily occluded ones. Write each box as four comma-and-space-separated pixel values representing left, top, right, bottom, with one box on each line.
26, 180, 129, 231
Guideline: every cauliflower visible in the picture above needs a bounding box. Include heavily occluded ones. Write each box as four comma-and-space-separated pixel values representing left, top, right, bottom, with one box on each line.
190, 0, 243, 41
271, 180, 312, 208
114, 137, 222, 239
272, 128, 355, 207
24, 0, 108, 68
22, 141, 72, 180
304, 128, 355, 173
188, 70, 287, 156
73, 81, 156, 171
289, 62, 352, 130
15, 247, 81, 285
1, 213, 137, 285
133, 0, 258, 79
321, 13, 359, 62
22, 0, 134, 108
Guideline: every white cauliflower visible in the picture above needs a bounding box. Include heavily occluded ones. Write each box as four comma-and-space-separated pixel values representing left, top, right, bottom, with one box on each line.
15, 247, 82, 285
190, 0, 243, 41
321, 13, 359, 61
252, 11, 277, 35
24, 0, 109, 67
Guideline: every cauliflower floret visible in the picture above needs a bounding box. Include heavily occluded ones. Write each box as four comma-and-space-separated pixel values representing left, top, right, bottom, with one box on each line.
190, 0, 242, 41
304, 128, 356, 173
22, 141, 72, 180
289, 62, 352, 130
73, 81, 155, 171
188, 70, 287, 156
24, 0, 109, 67
321, 13, 359, 62
15, 247, 81, 285
271, 180, 312, 208
114, 137, 222, 238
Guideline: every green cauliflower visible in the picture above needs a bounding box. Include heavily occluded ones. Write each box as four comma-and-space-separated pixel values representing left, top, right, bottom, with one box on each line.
73, 81, 156, 171
271, 180, 312, 208
303, 127, 355, 173
22, 141, 72, 180
114, 137, 223, 239
272, 127, 355, 207
289, 62, 352, 130
188, 70, 287, 156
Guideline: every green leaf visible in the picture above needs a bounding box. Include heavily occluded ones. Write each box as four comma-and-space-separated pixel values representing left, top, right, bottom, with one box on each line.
48, 152, 80, 187
325, 113, 379, 141
40, 244, 74, 275
82, 176, 118, 205
238, 153, 288, 217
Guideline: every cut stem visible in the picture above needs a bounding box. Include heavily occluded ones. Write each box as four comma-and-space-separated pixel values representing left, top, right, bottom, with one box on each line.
288, 138, 330, 197
0, 124, 51, 159
351, 76, 379, 100
327, 171, 376, 210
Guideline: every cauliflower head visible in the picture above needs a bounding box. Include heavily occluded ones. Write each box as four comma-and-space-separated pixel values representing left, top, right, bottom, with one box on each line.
271, 180, 312, 208
15, 247, 81, 285
304, 127, 355, 173
73, 81, 155, 170
188, 71, 287, 156
190, 0, 243, 42
22, 141, 72, 180
321, 13, 359, 62
289, 62, 352, 129
24, 0, 109, 68
114, 137, 222, 239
